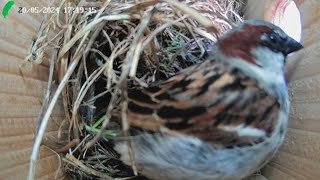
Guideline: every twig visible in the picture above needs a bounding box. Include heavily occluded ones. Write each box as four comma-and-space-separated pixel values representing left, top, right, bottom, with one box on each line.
58, 14, 132, 58
141, 15, 187, 49
71, 134, 91, 154
35, 48, 57, 134
83, 9, 155, 176
163, 0, 219, 32
28, 14, 97, 177
63, 154, 113, 179
85, 6, 154, 148
27, 50, 83, 180
71, 40, 129, 131
42, 139, 80, 153
42, 145, 64, 179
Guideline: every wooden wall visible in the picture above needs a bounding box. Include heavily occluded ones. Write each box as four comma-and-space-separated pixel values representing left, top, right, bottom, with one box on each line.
0, 0, 65, 179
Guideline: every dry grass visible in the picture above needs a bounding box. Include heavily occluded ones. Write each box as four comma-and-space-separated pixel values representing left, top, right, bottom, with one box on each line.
26, 0, 243, 179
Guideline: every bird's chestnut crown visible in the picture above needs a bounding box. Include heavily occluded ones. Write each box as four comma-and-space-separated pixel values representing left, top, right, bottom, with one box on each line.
217, 19, 303, 63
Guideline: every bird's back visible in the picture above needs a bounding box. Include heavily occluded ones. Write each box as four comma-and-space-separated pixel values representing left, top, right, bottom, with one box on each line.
115, 58, 288, 180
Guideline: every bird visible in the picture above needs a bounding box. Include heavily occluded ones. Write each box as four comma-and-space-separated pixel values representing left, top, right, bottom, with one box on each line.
113, 19, 303, 180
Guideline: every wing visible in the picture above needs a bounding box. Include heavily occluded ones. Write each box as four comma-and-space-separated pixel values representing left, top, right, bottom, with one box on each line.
126, 60, 281, 147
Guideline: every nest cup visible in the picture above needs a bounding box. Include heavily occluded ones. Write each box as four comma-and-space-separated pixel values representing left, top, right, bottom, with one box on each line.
0, 0, 318, 179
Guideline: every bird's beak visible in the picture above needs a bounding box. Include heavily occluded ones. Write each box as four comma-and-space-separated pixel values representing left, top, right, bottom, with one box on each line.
283, 37, 303, 56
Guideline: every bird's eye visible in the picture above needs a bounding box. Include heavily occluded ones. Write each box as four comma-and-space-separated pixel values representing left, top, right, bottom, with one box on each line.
260, 29, 302, 56
261, 32, 283, 47
269, 34, 277, 43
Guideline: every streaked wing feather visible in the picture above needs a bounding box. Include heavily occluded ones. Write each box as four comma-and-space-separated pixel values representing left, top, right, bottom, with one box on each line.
127, 60, 280, 147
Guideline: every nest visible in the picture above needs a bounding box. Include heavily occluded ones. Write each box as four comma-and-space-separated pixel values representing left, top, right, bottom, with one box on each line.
27, 0, 244, 179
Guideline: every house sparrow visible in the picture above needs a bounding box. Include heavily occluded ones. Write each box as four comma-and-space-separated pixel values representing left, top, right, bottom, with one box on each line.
114, 19, 303, 180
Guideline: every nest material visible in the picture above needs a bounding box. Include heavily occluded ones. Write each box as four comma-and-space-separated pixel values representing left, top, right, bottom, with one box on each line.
27, 0, 244, 179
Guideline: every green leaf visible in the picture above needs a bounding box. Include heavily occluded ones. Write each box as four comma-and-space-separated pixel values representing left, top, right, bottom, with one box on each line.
92, 115, 106, 128
2, 1, 15, 18
84, 124, 119, 137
